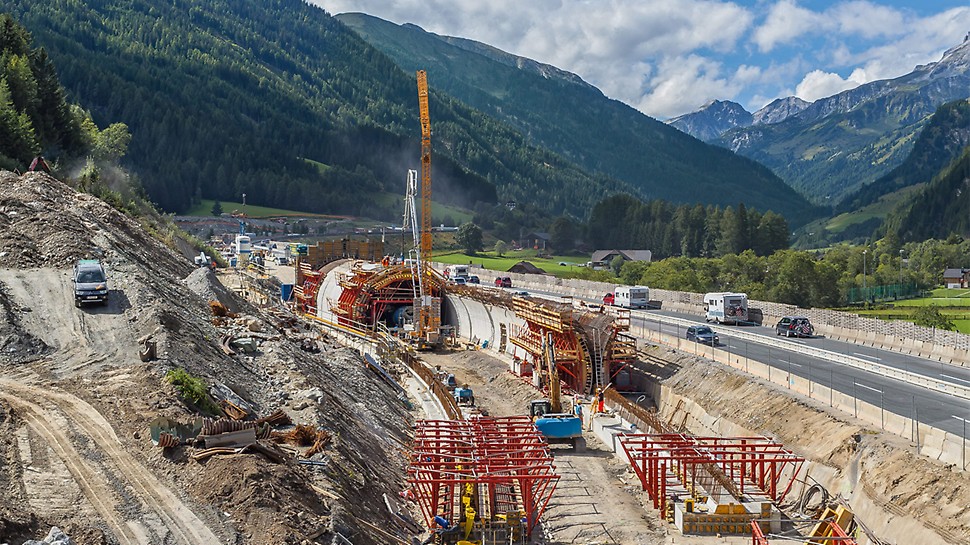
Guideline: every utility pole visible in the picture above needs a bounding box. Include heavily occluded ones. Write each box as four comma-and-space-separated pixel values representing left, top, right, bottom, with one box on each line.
862, 249, 868, 305
899, 249, 905, 298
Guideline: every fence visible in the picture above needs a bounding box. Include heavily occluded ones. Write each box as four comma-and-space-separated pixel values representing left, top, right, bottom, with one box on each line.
845, 282, 920, 304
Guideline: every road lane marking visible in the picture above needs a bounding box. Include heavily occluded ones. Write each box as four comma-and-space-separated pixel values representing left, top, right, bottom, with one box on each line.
942, 374, 970, 386
852, 352, 882, 361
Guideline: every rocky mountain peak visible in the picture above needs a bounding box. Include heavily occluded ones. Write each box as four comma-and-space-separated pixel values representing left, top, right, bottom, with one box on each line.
667, 100, 753, 141
752, 96, 811, 125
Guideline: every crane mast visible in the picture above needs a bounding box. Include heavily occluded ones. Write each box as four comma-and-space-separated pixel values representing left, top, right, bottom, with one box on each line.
414, 70, 439, 345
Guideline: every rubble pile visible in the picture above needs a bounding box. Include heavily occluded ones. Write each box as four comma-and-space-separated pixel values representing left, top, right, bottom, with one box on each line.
0, 172, 416, 544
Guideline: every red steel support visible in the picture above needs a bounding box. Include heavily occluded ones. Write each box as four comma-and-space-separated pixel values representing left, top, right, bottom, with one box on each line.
407, 417, 560, 537
619, 433, 804, 511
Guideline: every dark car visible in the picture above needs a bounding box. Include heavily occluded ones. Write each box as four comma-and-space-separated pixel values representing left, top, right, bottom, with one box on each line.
776, 316, 814, 337
73, 259, 109, 307
467, 275, 480, 284
686, 325, 718, 345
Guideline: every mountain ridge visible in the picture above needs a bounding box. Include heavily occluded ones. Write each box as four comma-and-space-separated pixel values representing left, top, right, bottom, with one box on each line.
335, 12, 820, 224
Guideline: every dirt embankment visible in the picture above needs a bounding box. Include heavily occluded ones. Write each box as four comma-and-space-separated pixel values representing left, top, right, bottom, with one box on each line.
643, 344, 970, 545
0, 171, 416, 545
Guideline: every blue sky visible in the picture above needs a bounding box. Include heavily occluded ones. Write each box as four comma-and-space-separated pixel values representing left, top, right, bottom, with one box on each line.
316, 1, 970, 119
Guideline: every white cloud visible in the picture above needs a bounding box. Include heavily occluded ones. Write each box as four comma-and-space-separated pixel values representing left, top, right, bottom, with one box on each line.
794, 68, 866, 102
752, 0, 830, 52
314, 1, 970, 117
638, 55, 747, 119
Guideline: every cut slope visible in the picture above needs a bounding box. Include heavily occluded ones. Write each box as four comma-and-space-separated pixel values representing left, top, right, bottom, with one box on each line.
0, 171, 416, 544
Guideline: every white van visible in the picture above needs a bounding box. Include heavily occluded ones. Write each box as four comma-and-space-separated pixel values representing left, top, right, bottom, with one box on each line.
704, 292, 748, 324
614, 286, 649, 309
443, 265, 469, 279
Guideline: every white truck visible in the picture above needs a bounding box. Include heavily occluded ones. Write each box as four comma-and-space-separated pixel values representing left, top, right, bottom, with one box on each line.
704, 292, 748, 324
443, 265, 469, 280
614, 285, 650, 309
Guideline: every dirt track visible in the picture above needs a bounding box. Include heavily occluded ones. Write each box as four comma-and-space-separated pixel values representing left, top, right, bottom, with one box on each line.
0, 266, 218, 544
0, 269, 139, 377
0, 379, 220, 545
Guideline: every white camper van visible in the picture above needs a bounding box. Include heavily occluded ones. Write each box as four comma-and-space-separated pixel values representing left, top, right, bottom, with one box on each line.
614, 286, 650, 309
704, 292, 748, 324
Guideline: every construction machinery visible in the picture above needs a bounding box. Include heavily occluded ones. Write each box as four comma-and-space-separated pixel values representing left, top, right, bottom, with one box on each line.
408, 69, 441, 349
529, 333, 585, 450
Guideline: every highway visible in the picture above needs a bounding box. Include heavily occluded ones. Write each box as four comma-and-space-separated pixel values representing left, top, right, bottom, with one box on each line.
512, 286, 970, 440
632, 311, 970, 440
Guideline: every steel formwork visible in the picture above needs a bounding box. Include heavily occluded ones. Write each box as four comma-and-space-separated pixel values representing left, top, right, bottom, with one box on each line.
509, 299, 637, 395
619, 434, 804, 518
407, 417, 560, 540
329, 262, 444, 332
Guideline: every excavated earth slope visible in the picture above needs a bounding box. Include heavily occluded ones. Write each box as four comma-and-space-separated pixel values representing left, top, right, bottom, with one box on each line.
643, 345, 970, 545
0, 171, 414, 544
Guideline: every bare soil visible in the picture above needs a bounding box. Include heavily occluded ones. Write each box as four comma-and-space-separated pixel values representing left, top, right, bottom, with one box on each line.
0, 172, 418, 545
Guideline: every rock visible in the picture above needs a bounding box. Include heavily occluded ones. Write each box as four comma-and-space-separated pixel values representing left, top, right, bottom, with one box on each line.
303, 388, 324, 402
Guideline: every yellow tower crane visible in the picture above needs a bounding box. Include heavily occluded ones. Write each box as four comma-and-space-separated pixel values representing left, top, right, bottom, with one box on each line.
414, 70, 440, 346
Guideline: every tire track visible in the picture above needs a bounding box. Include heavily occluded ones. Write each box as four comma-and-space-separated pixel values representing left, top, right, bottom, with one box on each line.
0, 391, 143, 545
1, 380, 219, 544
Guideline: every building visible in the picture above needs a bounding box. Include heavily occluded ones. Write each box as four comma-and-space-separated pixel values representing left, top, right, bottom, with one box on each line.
521, 232, 551, 251
508, 261, 546, 275
943, 268, 970, 289
590, 249, 653, 267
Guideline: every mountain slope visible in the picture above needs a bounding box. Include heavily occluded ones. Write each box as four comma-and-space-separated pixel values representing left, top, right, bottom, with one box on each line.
838, 99, 970, 214
335, 12, 819, 224
2, 0, 636, 218
667, 100, 752, 142
887, 146, 970, 241
721, 39, 970, 204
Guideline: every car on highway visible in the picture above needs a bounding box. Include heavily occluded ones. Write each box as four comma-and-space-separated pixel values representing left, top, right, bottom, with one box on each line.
512, 290, 530, 297
685, 325, 718, 345
494, 276, 512, 288
453, 276, 467, 286
73, 259, 109, 307
776, 316, 814, 337
467, 275, 480, 284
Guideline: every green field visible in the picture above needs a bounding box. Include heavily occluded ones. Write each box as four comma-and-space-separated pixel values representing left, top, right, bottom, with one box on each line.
434, 250, 590, 276
184, 199, 347, 219
857, 292, 970, 333
893, 288, 970, 307
372, 193, 474, 225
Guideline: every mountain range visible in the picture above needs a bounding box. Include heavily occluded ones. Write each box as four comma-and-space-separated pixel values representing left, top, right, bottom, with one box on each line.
0, 0, 820, 227
332, 12, 819, 223
669, 38, 970, 205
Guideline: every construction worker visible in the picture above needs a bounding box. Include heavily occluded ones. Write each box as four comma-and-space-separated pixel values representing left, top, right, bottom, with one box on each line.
596, 387, 605, 414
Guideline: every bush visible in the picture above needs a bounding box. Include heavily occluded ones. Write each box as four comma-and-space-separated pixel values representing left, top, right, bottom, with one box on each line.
164, 368, 217, 413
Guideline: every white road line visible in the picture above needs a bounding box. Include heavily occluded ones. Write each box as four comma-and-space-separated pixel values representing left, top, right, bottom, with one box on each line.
942, 374, 970, 387
856, 383, 883, 394
852, 352, 882, 361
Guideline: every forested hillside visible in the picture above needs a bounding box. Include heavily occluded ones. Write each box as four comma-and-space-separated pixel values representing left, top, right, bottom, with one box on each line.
2, 0, 636, 218
887, 147, 970, 241
0, 14, 86, 168
584, 194, 789, 259
336, 13, 819, 225
837, 100, 970, 214
720, 39, 970, 204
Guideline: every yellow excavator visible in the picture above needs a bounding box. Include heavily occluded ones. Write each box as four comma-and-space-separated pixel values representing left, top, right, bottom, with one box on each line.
529, 333, 585, 450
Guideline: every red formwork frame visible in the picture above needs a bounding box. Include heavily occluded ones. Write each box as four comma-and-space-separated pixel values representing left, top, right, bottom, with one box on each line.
750, 520, 857, 544
407, 417, 560, 537
619, 434, 804, 518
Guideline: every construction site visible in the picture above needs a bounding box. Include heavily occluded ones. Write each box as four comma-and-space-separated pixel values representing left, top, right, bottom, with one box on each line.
0, 69, 969, 545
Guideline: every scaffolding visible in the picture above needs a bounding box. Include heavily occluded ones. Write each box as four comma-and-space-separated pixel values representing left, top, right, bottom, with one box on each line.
508, 298, 637, 395
619, 433, 804, 533
407, 417, 560, 544
327, 261, 445, 335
